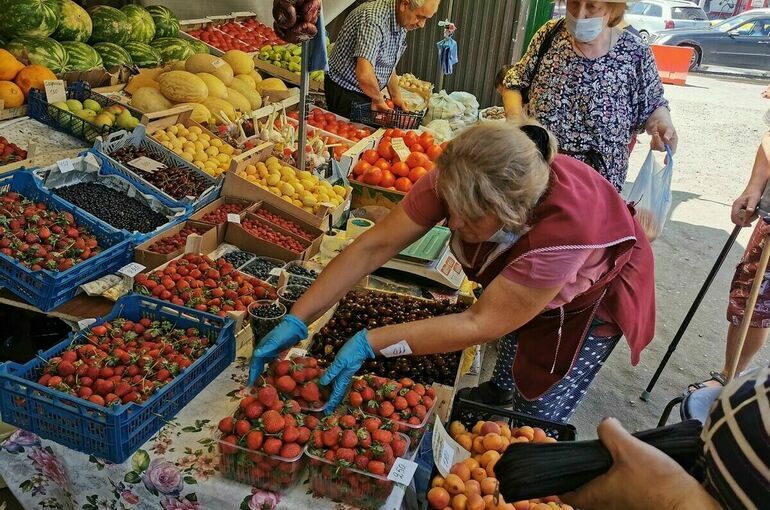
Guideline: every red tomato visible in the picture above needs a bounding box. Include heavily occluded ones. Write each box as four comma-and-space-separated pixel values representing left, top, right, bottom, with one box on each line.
426, 144, 443, 161
403, 131, 419, 147
380, 170, 396, 188
410, 143, 425, 154
378, 141, 395, 160
391, 129, 406, 139
374, 158, 391, 172
406, 152, 429, 169
355, 129, 370, 140
362, 150, 379, 165
418, 131, 435, 148
424, 160, 435, 171
408, 166, 428, 183
363, 167, 383, 186
394, 177, 412, 193
353, 160, 371, 176
324, 113, 337, 123
390, 161, 410, 177
384, 129, 395, 138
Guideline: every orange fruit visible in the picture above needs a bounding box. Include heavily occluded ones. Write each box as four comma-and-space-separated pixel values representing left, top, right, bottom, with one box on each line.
0, 81, 24, 108
408, 166, 428, 183
470, 467, 487, 482
465, 479, 481, 496
427, 487, 451, 509
472, 435, 486, 454
533, 428, 548, 442
374, 158, 391, 172
0, 50, 24, 81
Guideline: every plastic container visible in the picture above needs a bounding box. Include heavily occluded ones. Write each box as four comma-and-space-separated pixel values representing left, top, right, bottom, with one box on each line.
216, 431, 306, 492
0, 170, 132, 311
283, 260, 322, 281
28, 81, 144, 144
221, 250, 257, 270
240, 256, 285, 281
276, 284, 307, 310
0, 295, 235, 463
305, 432, 411, 510
248, 300, 286, 349
92, 126, 220, 211
350, 102, 425, 130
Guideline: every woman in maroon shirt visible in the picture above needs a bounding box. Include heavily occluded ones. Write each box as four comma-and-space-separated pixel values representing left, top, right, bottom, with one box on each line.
247, 122, 656, 422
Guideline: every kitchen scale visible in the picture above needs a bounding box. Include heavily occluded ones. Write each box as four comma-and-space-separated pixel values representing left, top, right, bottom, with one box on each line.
381, 226, 466, 289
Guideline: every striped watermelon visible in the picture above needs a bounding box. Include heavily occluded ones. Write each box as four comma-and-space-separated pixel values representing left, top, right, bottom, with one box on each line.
145, 5, 179, 38
88, 5, 130, 45
120, 5, 155, 44
52, 0, 92, 42
92, 42, 133, 68
186, 39, 210, 55
5, 36, 68, 73
0, 0, 61, 39
150, 37, 192, 64
61, 41, 102, 71
124, 42, 161, 68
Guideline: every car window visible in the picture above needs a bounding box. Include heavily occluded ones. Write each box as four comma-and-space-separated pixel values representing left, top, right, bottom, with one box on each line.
671, 6, 709, 20
716, 12, 764, 32
628, 2, 648, 14
646, 4, 663, 17
732, 20, 770, 36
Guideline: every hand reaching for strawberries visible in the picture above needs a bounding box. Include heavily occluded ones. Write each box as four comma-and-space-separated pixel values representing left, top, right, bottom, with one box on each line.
248, 315, 308, 386
319, 330, 376, 413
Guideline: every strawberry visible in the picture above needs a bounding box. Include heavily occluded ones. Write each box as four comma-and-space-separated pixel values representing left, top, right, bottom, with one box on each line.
413, 383, 426, 396
322, 426, 341, 447
284, 414, 297, 428
283, 399, 301, 414
361, 387, 375, 402
261, 410, 285, 434
299, 382, 321, 403
367, 460, 386, 475
393, 396, 408, 411
263, 437, 282, 455
392, 437, 407, 457
239, 395, 257, 410
297, 426, 311, 444
372, 429, 393, 444
408, 416, 421, 426
274, 359, 292, 376
404, 390, 421, 408
245, 403, 264, 420
257, 385, 278, 407
341, 429, 358, 448
357, 428, 371, 449
246, 430, 264, 450
335, 447, 355, 464
280, 443, 301, 458
414, 404, 427, 419
339, 414, 357, 429
312, 429, 324, 448
221, 435, 238, 454
400, 377, 415, 389
235, 419, 251, 437
363, 417, 381, 433
422, 396, 434, 409
56, 360, 76, 377
355, 454, 370, 471
379, 401, 395, 418
352, 379, 367, 392
290, 365, 306, 383
324, 450, 336, 462
275, 375, 296, 394
426, 386, 436, 399
305, 415, 320, 430
114, 382, 132, 398
282, 425, 299, 443
348, 391, 363, 407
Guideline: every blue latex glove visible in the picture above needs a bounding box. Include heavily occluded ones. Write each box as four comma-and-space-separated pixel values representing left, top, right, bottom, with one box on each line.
247, 315, 308, 386
320, 330, 375, 413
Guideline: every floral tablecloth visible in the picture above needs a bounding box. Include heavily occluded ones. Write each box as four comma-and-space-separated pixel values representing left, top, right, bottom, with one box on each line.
0, 341, 415, 510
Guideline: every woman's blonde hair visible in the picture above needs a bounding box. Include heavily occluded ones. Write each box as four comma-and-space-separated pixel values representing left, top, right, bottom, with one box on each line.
606, 3, 627, 27
436, 121, 556, 234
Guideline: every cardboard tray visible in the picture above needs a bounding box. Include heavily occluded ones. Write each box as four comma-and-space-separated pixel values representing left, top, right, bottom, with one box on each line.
0, 141, 36, 175
224, 211, 320, 263
133, 220, 218, 270
189, 196, 258, 244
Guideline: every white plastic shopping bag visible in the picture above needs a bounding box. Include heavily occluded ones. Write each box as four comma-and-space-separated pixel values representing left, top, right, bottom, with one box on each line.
625, 147, 673, 241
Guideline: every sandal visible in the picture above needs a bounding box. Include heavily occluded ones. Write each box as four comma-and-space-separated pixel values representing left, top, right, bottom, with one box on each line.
687, 371, 727, 393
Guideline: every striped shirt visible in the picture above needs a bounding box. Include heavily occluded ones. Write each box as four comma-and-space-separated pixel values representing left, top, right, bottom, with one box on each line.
701, 363, 770, 509
328, 0, 408, 93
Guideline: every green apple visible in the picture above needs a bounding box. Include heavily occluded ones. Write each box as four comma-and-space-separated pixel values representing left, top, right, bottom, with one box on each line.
66, 99, 83, 111
82, 99, 102, 112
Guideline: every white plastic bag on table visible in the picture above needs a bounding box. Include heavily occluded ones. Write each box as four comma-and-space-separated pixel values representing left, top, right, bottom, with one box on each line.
449, 91, 479, 124
424, 119, 453, 143
625, 147, 674, 241
424, 90, 464, 124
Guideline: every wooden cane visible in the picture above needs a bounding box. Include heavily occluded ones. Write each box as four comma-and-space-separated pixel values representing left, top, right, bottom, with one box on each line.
727, 224, 770, 381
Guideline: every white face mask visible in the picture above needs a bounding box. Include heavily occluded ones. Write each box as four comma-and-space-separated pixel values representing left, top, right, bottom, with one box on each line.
566, 11, 606, 43
486, 227, 520, 245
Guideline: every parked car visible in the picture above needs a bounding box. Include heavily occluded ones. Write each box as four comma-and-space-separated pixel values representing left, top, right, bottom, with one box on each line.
650, 8, 770, 70
626, 0, 711, 42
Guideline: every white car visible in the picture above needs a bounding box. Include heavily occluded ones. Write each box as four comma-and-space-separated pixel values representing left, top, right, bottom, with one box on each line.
626, 0, 711, 42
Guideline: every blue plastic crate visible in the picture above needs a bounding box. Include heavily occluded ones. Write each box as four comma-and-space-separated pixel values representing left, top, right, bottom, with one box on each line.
28, 81, 144, 145
0, 295, 236, 463
0, 170, 132, 311
93, 126, 221, 211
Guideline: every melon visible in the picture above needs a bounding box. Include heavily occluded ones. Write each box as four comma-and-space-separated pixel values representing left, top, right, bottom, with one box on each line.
196, 73, 227, 99
5, 36, 68, 73
224, 87, 250, 113
150, 37, 193, 64
222, 50, 254, 75
88, 5, 130, 45
145, 5, 179, 38
61, 41, 102, 71
0, 0, 60, 39
124, 42, 161, 68
256, 77, 287, 95
158, 71, 208, 103
185, 54, 233, 85
187, 39, 210, 55
120, 5, 155, 44
52, 0, 92, 42
92, 42, 133, 69
130, 86, 172, 113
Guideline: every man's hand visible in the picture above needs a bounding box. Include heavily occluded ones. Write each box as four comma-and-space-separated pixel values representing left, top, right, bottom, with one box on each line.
761, 83, 770, 99
732, 188, 763, 227
561, 418, 721, 510
391, 95, 408, 111
371, 98, 392, 112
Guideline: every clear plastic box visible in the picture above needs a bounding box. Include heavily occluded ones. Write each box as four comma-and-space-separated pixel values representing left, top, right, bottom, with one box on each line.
283, 260, 324, 281
241, 256, 285, 281
216, 432, 306, 492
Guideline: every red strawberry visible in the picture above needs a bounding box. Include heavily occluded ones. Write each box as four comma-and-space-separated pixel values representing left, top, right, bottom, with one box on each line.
300, 382, 321, 403
341, 429, 358, 448
274, 359, 292, 376
246, 403, 264, 420
352, 379, 367, 392
305, 415, 320, 429
280, 443, 301, 458
335, 447, 355, 464
379, 401, 395, 418
324, 450, 336, 462
372, 429, 393, 444
283, 399, 301, 414
261, 410, 285, 434
290, 365, 306, 383
88, 394, 105, 406
392, 437, 407, 457
240, 396, 257, 410
408, 416, 421, 426
426, 386, 436, 399
263, 437, 282, 456
257, 385, 278, 407
367, 460, 386, 475
312, 429, 324, 448
235, 419, 251, 437
284, 414, 297, 428
413, 383, 426, 396
348, 391, 363, 407
363, 417, 381, 433
355, 454, 369, 470
361, 387, 375, 402
56, 360, 75, 377
393, 396, 408, 411
61, 350, 78, 363
282, 425, 299, 443
322, 426, 341, 447
357, 428, 371, 449
221, 435, 238, 454
404, 390, 421, 408
422, 396, 434, 410
114, 382, 132, 398
276, 375, 296, 394
400, 378, 415, 389
297, 426, 311, 444
339, 414, 357, 429
414, 404, 427, 419
246, 430, 264, 450
219, 418, 235, 436
77, 386, 93, 398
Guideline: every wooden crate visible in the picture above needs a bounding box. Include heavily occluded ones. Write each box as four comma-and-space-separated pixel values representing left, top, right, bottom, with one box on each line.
254, 59, 324, 92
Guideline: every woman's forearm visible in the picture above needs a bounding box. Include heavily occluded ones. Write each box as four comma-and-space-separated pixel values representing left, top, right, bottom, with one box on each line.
745, 137, 770, 194
503, 89, 523, 119
367, 311, 488, 356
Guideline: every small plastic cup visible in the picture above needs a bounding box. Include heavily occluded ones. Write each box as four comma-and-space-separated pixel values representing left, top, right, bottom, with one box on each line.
277, 284, 308, 310
248, 299, 286, 350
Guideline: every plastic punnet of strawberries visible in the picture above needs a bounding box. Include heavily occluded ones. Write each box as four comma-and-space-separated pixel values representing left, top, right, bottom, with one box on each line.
217, 383, 317, 491
0, 137, 28, 165
36, 318, 215, 407
263, 355, 331, 412
306, 408, 409, 510
0, 191, 103, 271
134, 254, 277, 317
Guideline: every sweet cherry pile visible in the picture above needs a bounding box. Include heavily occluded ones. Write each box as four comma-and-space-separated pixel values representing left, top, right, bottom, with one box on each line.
254, 208, 315, 241
146, 225, 207, 254
199, 203, 247, 225
242, 218, 305, 253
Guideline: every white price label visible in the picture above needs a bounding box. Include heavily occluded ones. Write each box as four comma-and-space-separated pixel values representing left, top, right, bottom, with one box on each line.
269, 267, 283, 277
211, 58, 226, 69
118, 262, 146, 278
128, 156, 166, 173
286, 347, 308, 360
391, 138, 411, 161
432, 417, 469, 477
77, 318, 97, 330
44, 80, 67, 104
387, 457, 418, 485
57, 159, 75, 173
439, 442, 454, 474
380, 339, 412, 358
227, 213, 241, 224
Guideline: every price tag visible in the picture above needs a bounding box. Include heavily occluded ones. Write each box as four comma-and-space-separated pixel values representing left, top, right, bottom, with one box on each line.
432, 417, 469, 477
380, 339, 412, 358
269, 267, 283, 277
118, 262, 146, 278
211, 58, 226, 69
44, 80, 67, 104
184, 233, 202, 254
387, 457, 418, 485
227, 213, 241, 224
286, 347, 307, 360
391, 138, 411, 161
57, 159, 75, 173
77, 318, 97, 330
128, 156, 166, 174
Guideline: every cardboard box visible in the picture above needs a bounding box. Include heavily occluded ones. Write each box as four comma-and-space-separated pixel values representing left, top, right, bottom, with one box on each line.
190, 197, 257, 244
350, 180, 406, 211
141, 105, 244, 155
252, 201, 324, 257
0, 141, 36, 175
134, 220, 217, 270
225, 212, 317, 263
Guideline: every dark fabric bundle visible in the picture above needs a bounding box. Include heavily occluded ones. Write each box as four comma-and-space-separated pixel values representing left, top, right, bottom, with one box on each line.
495, 420, 703, 502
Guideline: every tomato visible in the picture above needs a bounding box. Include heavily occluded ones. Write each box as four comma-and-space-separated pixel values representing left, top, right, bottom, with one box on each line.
377, 141, 395, 161
363, 167, 383, 186
361, 150, 379, 165
374, 158, 391, 172
424, 160, 435, 171
391, 129, 406, 139
390, 161, 410, 177
418, 131, 435, 148
408, 166, 428, 183
324, 113, 337, 123
403, 131, 419, 147
426, 144, 443, 161
379, 170, 396, 189
406, 152, 429, 169
410, 143, 425, 154
384, 129, 394, 138
394, 177, 413, 193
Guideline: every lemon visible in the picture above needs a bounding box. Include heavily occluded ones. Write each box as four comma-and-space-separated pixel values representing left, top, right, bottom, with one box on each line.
182, 141, 195, 152
181, 151, 194, 162
220, 144, 233, 156
301, 193, 317, 207
266, 156, 279, 166
168, 125, 178, 135
178, 127, 189, 137
194, 151, 208, 163
333, 185, 348, 198
245, 164, 257, 175
293, 182, 305, 194
298, 170, 312, 181
172, 140, 184, 151
162, 141, 173, 150
210, 138, 223, 148
216, 153, 231, 164
317, 192, 330, 204
246, 174, 257, 183
205, 146, 219, 157
303, 206, 315, 214
266, 173, 281, 186
280, 167, 295, 181
268, 186, 281, 195
292, 199, 303, 208
187, 132, 199, 142
199, 133, 210, 142
281, 182, 295, 196
282, 195, 293, 203
189, 125, 202, 135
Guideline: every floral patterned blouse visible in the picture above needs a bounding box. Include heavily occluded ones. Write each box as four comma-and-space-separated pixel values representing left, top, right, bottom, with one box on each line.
505, 19, 669, 191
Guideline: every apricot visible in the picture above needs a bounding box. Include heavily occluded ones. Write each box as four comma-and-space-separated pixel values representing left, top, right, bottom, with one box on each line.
500, 436, 510, 450
451, 462, 471, 482
531, 504, 551, 510
533, 427, 548, 443
560, 505, 574, 510
480, 421, 501, 435
452, 493, 468, 510
499, 425, 512, 439
445, 474, 466, 495
432, 475, 446, 488
512, 502, 531, 510
486, 456, 500, 477
483, 494, 497, 510
543, 436, 558, 443
457, 433, 473, 452
479, 450, 501, 468
472, 435, 487, 454
472, 421, 485, 435
482, 433, 504, 452
465, 479, 481, 496
498, 504, 514, 510
467, 493, 485, 510
517, 426, 535, 441
449, 421, 466, 438
480, 477, 499, 495
428, 487, 451, 509
471, 467, 488, 482
463, 457, 480, 471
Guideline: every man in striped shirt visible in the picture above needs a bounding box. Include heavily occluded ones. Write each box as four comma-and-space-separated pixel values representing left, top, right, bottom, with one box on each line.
326, 0, 440, 117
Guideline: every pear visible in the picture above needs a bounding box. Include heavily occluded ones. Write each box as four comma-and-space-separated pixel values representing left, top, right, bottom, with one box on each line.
93, 112, 114, 127
66, 99, 83, 111
82, 99, 102, 113
52, 101, 69, 111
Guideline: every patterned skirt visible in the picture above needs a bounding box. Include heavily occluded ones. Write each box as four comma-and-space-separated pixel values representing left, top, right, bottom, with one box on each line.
727, 220, 770, 328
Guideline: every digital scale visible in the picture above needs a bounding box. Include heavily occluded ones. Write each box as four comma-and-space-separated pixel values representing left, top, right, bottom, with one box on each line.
382, 226, 466, 290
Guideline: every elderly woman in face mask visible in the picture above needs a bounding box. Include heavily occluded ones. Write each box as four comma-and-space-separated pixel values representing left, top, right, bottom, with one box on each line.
503, 0, 677, 192
247, 122, 656, 422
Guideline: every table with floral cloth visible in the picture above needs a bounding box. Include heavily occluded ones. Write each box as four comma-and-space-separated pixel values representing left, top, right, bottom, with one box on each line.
0, 341, 413, 510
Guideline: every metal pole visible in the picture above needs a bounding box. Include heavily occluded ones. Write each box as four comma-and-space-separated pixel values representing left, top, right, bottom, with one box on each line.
298, 40, 311, 172
640, 224, 741, 401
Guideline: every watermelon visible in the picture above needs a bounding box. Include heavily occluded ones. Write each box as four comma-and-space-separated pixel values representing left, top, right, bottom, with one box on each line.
52, 0, 92, 42
124, 42, 161, 68
186, 39, 210, 55
0, 0, 60, 39
92, 42, 133, 69
150, 37, 192, 64
88, 5, 130, 45
145, 5, 179, 38
5, 36, 68, 73
61, 41, 102, 71
120, 5, 155, 44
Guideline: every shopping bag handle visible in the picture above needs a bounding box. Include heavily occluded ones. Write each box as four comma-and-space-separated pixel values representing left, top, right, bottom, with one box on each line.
663, 144, 674, 167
